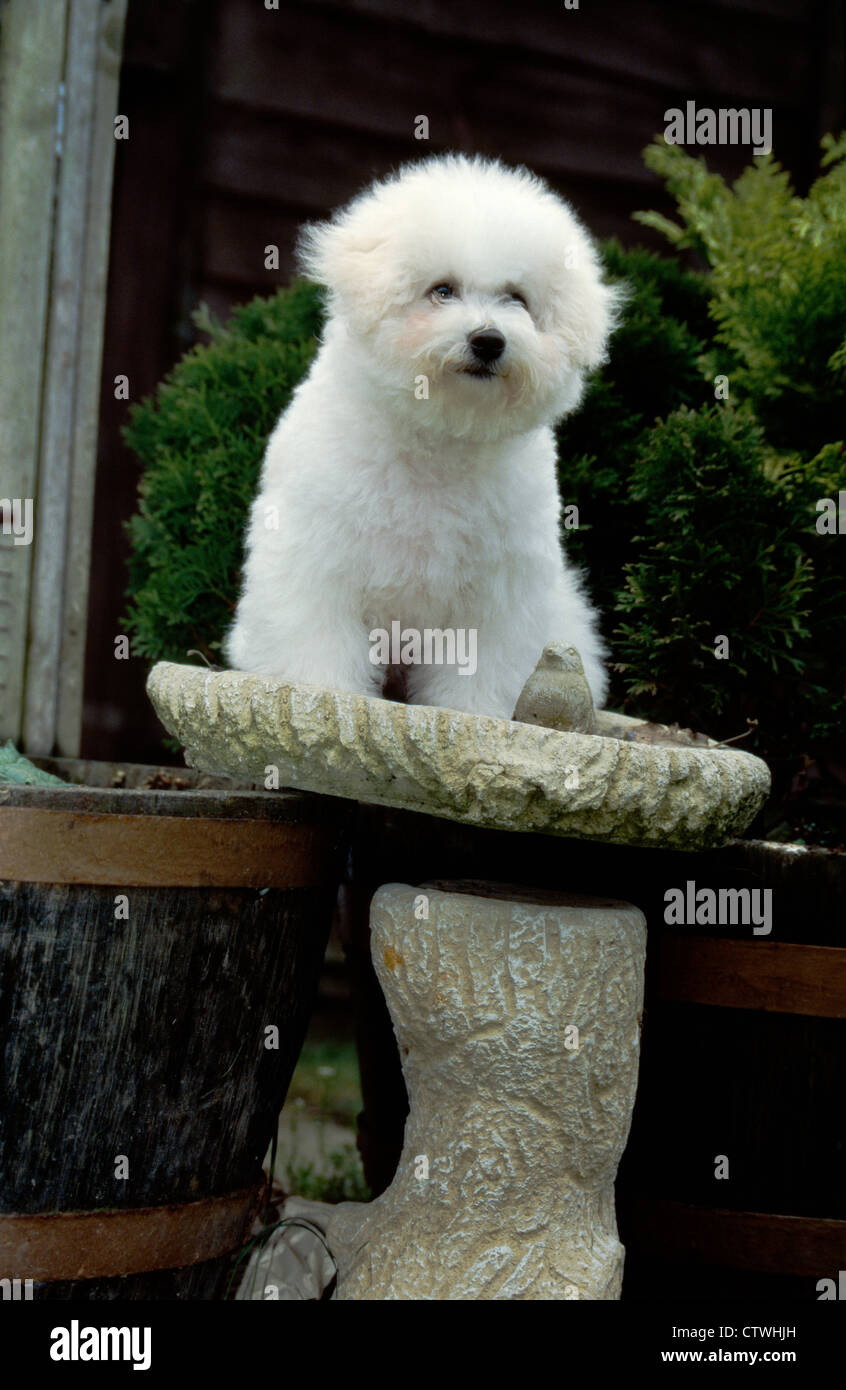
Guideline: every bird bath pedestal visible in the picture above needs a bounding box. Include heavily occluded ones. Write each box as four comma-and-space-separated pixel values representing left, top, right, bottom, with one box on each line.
147, 662, 770, 1300
327, 880, 645, 1299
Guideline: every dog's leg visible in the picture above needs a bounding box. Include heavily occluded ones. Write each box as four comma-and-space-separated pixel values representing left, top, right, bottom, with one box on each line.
408, 653, 524, 720
227, 593, 380, 699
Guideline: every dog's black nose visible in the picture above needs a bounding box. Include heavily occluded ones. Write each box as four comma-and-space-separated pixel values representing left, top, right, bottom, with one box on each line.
468, 329, 506, 364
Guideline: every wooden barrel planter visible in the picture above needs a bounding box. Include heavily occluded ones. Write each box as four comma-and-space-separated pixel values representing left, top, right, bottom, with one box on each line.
616, 840, 846, 1300
0, 760, 350, 1300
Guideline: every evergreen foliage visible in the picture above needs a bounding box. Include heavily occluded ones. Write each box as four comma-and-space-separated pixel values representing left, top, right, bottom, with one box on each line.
613, 405, 814, 736
633, 133, 846, 454
124, 280, 324, 663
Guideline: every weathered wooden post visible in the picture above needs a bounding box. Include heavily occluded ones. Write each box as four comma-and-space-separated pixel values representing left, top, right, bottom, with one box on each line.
0, 0, 127, 754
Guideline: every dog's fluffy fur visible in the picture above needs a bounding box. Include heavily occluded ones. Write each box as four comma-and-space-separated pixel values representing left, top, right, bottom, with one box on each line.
226, 154, 620, 717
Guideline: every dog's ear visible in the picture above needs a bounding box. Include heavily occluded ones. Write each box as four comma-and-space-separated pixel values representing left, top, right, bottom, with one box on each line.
554, 259, 626, 373
297, 203, 414, 330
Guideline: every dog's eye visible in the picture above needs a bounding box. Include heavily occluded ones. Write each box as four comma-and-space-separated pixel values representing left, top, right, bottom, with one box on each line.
505, 288, 529, 309
429, 283, 457, 303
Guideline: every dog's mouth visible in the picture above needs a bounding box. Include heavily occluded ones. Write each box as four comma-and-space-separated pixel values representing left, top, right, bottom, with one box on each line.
459, 363, 503, 380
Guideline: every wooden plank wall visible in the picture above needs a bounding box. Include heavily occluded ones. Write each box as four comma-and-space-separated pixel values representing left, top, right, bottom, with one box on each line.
0, 0, 127, 757
83, 0, 846, 761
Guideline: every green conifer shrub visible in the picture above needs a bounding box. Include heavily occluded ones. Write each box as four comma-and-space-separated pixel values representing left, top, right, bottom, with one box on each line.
616, 136, 846, 840
633, 133, 846, 455
124, 279, 324, 664
613, 404, 814, 743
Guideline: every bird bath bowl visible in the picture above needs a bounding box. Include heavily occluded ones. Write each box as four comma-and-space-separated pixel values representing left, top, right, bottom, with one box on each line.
146, 663, 768, 852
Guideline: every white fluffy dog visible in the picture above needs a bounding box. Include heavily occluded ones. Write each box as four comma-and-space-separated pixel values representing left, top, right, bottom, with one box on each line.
226, 154, 620, 718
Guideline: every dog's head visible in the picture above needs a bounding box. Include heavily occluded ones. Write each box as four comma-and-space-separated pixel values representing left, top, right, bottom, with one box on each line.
298, 154, 622, 440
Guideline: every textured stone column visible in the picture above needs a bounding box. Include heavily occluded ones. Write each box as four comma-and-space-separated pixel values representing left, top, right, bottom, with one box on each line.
327, 882, 646, 1301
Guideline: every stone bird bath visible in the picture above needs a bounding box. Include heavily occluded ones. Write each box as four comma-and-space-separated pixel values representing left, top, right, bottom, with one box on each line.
147, 659, 770, 1300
